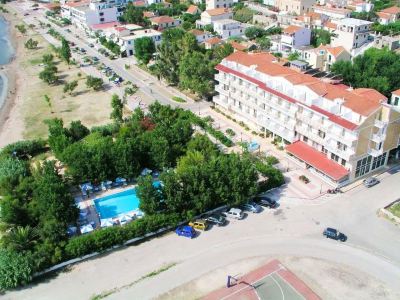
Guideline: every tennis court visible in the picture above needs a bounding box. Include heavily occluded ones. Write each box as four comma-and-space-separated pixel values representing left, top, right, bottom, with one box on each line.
203, 260, 320, 300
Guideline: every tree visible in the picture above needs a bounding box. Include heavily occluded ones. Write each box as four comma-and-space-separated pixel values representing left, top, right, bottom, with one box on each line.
0, 157, 28, 194
24, 38, 38, 50
86, 76, 103, 91
311, 29, 331, 47
60, 38, 71, 64
68, 120, 89, 142
39, 64, 58, 84
213, 43, 234, 61
0, 249, 34, 291
15, 24, 26, 34
137, 175, 164, 214
2, 226, 38, 252
42, 53, 54, 65
203, 24, 214, 33
134, 37, 156, 64
121, 2, 145, 25
110, 94, 124, 123
43, 94, 51, 110
46, 118, 72, 157
233, 7, 255, 23
245, 26, 265, 40
63, 80, 78, 95
287, 51, 300, 61
256, 36, 271, 50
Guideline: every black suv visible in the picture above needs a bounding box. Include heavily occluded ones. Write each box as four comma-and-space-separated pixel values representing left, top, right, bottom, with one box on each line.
323, 228, 347, 242
253, 196, 277, 208
205, 214, 227, 226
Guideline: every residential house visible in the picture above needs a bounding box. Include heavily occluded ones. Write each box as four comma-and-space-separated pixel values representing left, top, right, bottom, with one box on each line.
330, 18, 372, 53
347, 0, 374, 13
213, 19, 246, 39
196, 8, 233, 28
189, 29, 213, 43
388, 89, 400, 112
213, 51, 400, 185
186, 5, 201, 15
119, 29, 162, 56
377, 6, 400, 25
204, 36, 224, 49
303, 45, 351, 71
143, 11, 157, 18
151, 16, 181, 30
280, 25, 311, 52
323, 20, 338, 32
373, 34, 400, 51
206, 0, 233, 10
292, 12, 328, 29
146, 0, 161, 5
275, 0, 317, 15
313, 5, 352, 19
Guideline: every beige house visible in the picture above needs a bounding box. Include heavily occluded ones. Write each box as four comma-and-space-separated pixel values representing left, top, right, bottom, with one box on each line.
150, 16, 182, 30
213, 51, 400, 185
275, 0, 317, 15
303, 45, 351, 71
196, 8, 233, 27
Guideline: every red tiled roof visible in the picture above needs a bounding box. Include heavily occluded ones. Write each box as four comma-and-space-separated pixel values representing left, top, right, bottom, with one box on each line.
215, 63, 359, 130
283, 25, 303, 34
151, 16, 175, 24
205, 8, 232, 16
286, 141, 349, 181
392, 88, 400, 95
380, 6, 400, 14
90, 21, 121, 30
186, 5, 200, 14
229, 41, 247, 51
205, 37, 223, 45
132, 1, 146, 7
63, 0, 90, 8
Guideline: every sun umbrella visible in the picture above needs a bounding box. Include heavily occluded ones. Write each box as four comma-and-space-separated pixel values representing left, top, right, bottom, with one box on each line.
80, 224, 94, 234
100, 219, 114, 228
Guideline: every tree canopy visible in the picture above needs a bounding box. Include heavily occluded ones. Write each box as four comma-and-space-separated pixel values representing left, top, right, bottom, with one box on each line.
134, 37, 156, 64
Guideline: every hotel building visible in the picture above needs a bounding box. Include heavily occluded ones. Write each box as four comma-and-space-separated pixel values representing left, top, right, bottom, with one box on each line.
213, 51, 400, 185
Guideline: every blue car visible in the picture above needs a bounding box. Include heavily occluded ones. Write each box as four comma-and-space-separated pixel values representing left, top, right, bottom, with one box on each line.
175, 226, 196, 238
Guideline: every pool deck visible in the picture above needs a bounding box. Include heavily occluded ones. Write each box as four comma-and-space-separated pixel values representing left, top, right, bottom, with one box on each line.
74, 184, 137, 228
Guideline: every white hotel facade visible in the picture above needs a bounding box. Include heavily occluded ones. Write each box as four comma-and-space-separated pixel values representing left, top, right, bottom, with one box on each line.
214, 52, 400, 185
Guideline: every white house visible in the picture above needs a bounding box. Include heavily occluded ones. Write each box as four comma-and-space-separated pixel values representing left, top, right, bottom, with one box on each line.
213, 19, 245, 39
331, 18, 372, 52
377, 6, 400, 25
119, 29, 162, 56
196, 8, 233, 28
189, 29, 213, 43
303, 45, 351, 71
206, 0, 233, 10
313, 5, 352, 19
150, 16, 182, 30
280, 25, 311, 52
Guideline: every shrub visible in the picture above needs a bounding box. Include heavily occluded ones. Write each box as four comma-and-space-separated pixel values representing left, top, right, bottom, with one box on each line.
0, 249, 34, 291
265, 155, 279, 165
299, 175, 310, 184
226, 128, 236, 136
172, 96, 186, 103
1, 139, 47, 158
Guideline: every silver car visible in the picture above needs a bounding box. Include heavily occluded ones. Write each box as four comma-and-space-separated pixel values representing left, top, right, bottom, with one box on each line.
363, 177, 380, 188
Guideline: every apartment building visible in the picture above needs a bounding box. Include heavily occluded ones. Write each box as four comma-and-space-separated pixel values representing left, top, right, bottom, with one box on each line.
213, 19, 246, 39
213, 51, 400, 185
303, 45, 351, 71
330, 18, 372, 52
196, 8, 233, 28
280, 25, 311, 52
206, 0, 233, 10
119, 29, 162, 56
61, 0, 125, 29
312, 5, 351, 19
275, 0, 317, 15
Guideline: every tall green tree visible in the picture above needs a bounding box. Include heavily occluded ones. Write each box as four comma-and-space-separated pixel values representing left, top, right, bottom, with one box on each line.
110, 94, 124, 123
134, 37, 156, 64
60, 38, 71, 64
137, 175, 163, 214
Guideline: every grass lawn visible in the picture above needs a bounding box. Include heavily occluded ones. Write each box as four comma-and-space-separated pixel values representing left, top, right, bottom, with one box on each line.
172, 96, 186, 103
388, 202, 400, 218
19, 34, 113, 139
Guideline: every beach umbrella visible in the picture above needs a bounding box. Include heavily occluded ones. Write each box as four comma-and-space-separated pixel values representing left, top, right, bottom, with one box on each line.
100, 219, 114, 228
119, 214, 132, 224
80, 224, 94, 234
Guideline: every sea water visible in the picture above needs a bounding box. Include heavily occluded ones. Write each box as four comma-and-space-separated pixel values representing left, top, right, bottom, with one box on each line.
0, 15, 14, 109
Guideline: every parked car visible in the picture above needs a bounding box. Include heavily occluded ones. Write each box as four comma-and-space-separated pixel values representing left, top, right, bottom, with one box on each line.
188, 219, 208, 231
205, 214, 226, 226
241, 202, 262, 213
323, 228, 347, 242
89, 43, 94, 47
175, 226, 196, 238
363, 177, 380, 188
223, 208, 244, 220
253, 196, 277, 209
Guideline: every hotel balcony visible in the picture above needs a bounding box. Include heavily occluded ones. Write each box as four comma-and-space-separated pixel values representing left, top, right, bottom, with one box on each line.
374, 119, 387, 129
368, 147, 383, 157
325, 141, 356, 160
371, 133, 386, 144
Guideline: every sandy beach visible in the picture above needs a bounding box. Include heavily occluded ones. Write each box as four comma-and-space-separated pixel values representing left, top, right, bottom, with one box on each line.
0, 11, 23, 147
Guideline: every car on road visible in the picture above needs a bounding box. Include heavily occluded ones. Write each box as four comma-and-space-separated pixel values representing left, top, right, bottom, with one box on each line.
175, 225, 196, 238
253, 196, 277, 209
323, 228, 347, 242
188, 219, 208, 231
89, 43, 94, 48
363, 177, 380, 188
24, 13, 29, 16
223, 208, 244, 220
241, 202, 262, 213
205, 214, 226, 226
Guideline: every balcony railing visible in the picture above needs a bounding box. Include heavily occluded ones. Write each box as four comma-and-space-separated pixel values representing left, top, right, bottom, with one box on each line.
368, 147, 383, 157
374, 119, 387, 129
371, 133, 386, 144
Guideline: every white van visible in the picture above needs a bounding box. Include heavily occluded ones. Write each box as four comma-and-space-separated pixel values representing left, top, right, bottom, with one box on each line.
223, 208, 244, 220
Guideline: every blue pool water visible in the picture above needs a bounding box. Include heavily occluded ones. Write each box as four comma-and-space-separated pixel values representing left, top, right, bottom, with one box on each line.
94, 181, 161, 219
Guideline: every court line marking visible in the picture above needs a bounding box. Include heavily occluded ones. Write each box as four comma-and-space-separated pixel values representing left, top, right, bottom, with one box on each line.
271, 274, 285, 300
274, 273, 306, 300
220, 266, 284, 300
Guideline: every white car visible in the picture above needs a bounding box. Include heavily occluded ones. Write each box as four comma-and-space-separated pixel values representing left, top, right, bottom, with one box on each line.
223, 208, 244, 220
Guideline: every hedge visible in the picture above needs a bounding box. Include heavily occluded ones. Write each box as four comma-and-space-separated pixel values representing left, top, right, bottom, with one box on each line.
65, 213, 180, 258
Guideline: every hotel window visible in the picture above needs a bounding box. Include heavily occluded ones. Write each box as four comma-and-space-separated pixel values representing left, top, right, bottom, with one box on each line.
322, 146, 327, 154
371, 153, 386, 170
331, 153, 339, 162
303, 136, 308, 142
355, 156, 372, 178
341, 159, 346, 166
318, 130, 325, 138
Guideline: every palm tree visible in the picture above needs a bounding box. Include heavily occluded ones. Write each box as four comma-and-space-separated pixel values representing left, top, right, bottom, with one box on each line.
2, 226, 38, 251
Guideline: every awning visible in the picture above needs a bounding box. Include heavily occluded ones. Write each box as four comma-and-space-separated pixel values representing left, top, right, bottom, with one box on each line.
286, 141, 349, 181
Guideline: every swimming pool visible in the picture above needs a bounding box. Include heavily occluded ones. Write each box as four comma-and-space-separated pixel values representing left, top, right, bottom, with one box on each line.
94, 181, 161, 219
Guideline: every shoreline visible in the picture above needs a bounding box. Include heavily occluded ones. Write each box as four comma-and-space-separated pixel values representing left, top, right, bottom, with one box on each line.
0, 10, 23, 146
